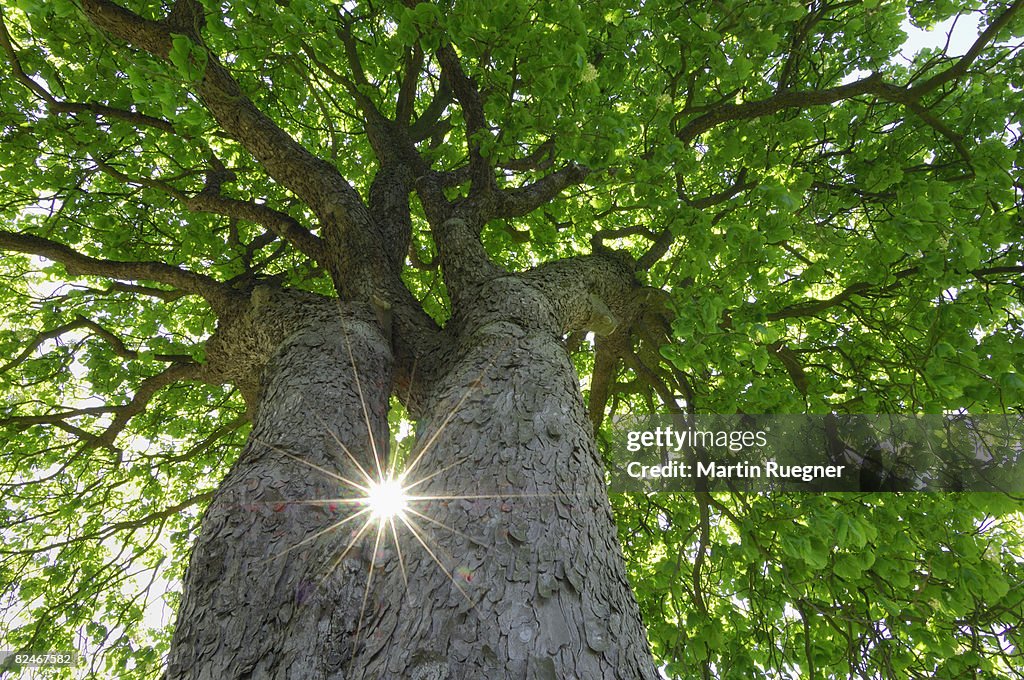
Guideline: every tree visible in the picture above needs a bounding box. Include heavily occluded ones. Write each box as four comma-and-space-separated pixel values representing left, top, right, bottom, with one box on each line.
1, 0, 1022, 678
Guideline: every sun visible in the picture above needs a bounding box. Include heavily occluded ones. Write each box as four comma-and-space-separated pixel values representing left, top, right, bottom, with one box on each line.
364, 476, 409, 521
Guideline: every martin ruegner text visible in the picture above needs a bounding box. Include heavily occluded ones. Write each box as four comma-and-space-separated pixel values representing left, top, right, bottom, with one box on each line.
626, 461, 846, 482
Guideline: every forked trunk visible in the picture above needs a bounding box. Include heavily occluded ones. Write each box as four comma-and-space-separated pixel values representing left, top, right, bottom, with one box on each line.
168, 288, 657, 679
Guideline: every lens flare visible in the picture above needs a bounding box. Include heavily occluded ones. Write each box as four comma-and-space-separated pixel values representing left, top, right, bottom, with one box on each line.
364, 476, 409, 521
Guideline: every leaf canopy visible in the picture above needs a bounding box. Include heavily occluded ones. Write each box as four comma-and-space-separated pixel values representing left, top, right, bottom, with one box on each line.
1, 0, 1022, 677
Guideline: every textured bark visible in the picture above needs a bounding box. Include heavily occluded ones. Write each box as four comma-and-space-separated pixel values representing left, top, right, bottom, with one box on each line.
349, 276, 659, 679
168, 293, 392, 679
169, 278, 658, 679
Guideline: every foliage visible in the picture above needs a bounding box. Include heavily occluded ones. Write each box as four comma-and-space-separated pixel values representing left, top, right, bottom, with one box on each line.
1, 0, 1022, 677
617, 493, 1024, 678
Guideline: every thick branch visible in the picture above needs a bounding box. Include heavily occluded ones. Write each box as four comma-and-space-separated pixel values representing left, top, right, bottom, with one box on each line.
397, 44, 424, 125
408, 77, 452, 142
435, 43, 492, 191
433, 163, 591, 285
185, 193, 325, 262
588, 329, 631, 431
367, 164, 415, 274
485, 164, 591, 220
0, 229, 237, 313
78, 0, 367, 223
522, 251, 638, 336
973, 265, 1024, 277
676, 1, 1023, 144
770, 342, 810, 396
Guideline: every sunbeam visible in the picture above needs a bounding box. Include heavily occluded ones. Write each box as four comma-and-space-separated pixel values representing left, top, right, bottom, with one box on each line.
251, 320, 569, 671
399, 339, 513, 480
340, 316, 385, 481
397, 512, 478, 608
364, 475, 409, 521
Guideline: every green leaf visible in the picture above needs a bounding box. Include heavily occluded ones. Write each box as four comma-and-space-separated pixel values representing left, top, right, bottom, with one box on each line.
168, 33, 207, 82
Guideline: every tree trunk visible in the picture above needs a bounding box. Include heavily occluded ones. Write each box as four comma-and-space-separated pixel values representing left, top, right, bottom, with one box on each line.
168, 286, 658, 679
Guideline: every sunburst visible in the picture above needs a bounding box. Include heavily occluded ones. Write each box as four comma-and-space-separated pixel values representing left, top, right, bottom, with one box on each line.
363, 475, 409, 521
253, 319, 564, 673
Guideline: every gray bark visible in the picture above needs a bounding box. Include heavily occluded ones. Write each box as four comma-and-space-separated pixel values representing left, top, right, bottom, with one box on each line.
168, 293, 392, 679
49, 5, 658, 677
169, 281, 657, 679
350, 276, 658, 679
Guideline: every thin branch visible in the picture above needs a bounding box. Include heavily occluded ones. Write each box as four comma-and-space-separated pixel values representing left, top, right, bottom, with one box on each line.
906, 101, 974, 177
640, 200, 748, 270
92, 157, 188, 200
2, 362, 205, 464
763, 262, 1024, 322
70, 281, 187, 302
78, 316, 194, 362
3, 405, 123, 428
94, 362, 204, 449
766, 277, 904, 321
301, 38, 384, 128
676, 72, 898, 143
0, 491, 214, 556
973, 265, 1024, 277
638, 170, 756, 268
593, 224, 659, 243
0, 318, 90, 377
909, 0, 1024, 98
0, 314, 190, 377
148, 413, 249, 464
0, 8, 175, 134
682, 168, 757, 209
498, 138, 557, 172
675, 0, 1024, 144
91, 155, 326, 263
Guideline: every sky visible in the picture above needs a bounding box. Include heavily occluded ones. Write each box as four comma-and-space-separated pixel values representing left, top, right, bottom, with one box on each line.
900, 12, 981, 59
